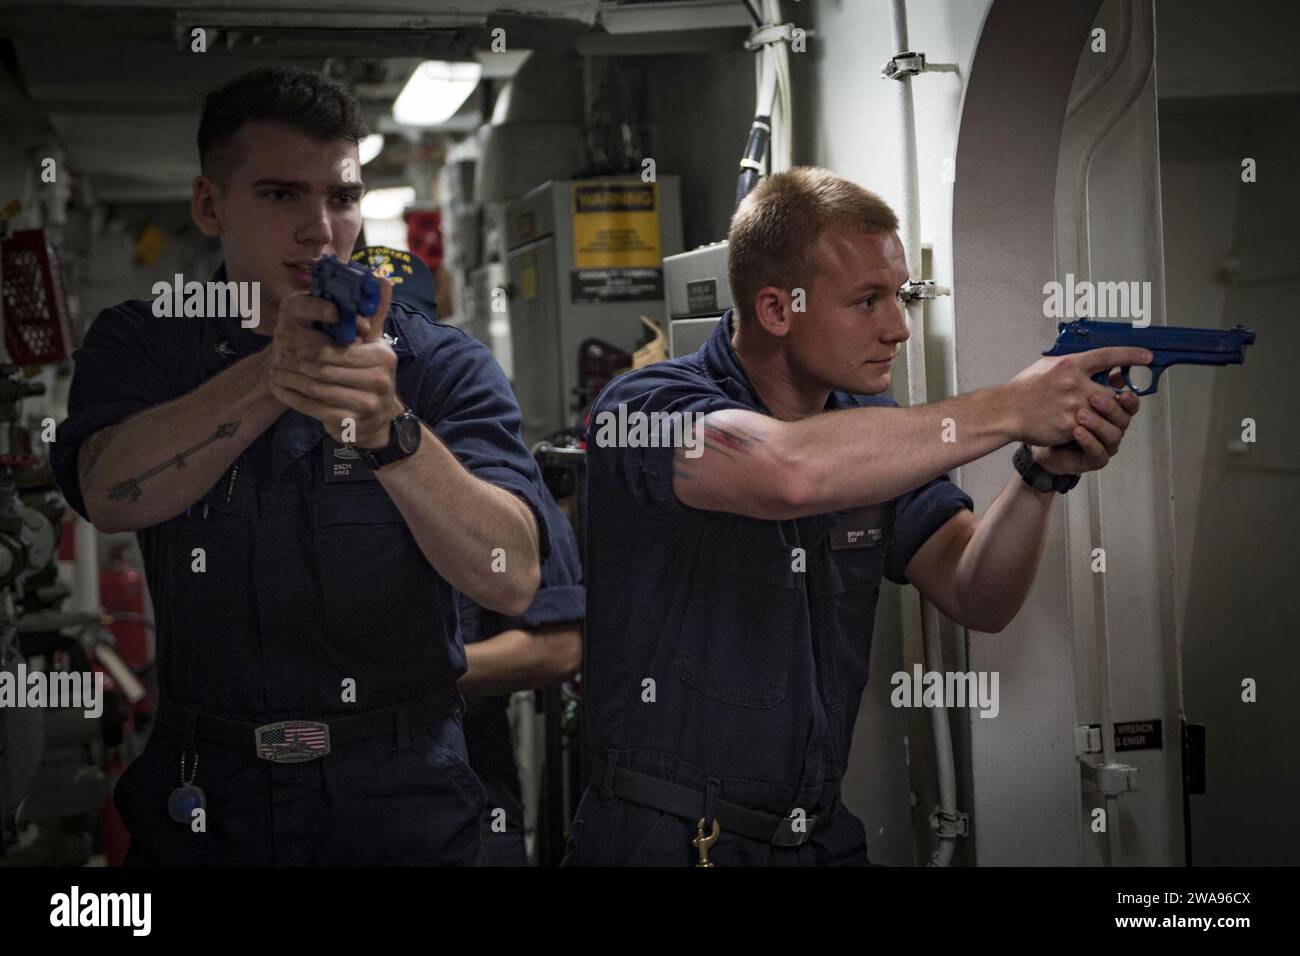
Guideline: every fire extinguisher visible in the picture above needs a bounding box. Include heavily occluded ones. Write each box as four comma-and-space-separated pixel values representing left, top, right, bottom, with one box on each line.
99, 544, 152, 720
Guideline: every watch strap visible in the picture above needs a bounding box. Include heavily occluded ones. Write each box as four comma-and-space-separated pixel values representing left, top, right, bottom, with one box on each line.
1013, 443, 1080, 494
357, 443, 388, 471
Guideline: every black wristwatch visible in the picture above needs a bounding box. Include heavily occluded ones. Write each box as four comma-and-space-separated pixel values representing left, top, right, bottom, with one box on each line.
359, 407, 422, 471
1012, 442, 1080, 494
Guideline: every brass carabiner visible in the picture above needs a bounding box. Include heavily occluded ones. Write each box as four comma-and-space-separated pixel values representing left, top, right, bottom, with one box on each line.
693, 817, 721, 867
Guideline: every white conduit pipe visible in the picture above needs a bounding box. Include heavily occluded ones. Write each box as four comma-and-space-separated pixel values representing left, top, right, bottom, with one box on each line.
72, 515, 101, 616
888, 0, 960, 868
757, 40, 779, 143
765, 0, 793, 173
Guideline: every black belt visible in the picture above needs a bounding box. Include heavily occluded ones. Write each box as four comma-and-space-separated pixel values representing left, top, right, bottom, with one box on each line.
591, 757, 835, 847
156, 690, 460, 764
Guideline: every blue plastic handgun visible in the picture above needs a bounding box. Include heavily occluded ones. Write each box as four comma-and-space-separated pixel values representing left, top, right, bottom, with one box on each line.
310, 254, 382, 345
1042, 318, 1256, 452
1042, 318, 1256, 396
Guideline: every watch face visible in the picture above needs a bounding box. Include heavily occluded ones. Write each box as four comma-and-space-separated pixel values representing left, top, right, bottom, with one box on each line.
394, 412, 421, 454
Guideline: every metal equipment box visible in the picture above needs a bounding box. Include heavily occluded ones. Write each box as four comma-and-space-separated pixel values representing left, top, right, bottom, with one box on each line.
505, 177, 682, 443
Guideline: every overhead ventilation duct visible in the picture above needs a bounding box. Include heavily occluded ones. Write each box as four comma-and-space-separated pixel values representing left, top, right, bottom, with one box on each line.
476, 53, 585, 204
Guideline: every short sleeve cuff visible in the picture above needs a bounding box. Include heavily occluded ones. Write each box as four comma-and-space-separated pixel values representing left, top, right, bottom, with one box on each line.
500, 583, 585, 631
884, 482, 975, 586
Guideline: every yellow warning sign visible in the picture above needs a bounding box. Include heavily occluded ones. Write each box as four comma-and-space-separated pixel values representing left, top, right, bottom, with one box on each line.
572, 182, 660, 269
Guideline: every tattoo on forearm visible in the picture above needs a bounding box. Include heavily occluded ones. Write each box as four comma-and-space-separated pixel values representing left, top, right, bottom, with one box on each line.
106, 421, 241, 504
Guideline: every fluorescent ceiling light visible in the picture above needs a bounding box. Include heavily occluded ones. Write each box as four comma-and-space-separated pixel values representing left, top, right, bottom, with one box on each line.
359, 134, 384, 165
392, 60, 482, 127
361, 187, 415, 220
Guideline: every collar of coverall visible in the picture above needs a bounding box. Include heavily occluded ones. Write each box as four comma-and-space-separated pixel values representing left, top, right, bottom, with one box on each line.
701, 309, 858, 416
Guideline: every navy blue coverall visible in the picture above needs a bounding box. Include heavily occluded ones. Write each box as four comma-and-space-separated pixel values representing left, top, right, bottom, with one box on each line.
51, 266, 550, 865
565, 311, 974, 866
458, 486, 584, 866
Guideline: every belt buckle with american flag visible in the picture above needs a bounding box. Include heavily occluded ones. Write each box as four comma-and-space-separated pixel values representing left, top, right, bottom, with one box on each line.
254, 720, 331, 763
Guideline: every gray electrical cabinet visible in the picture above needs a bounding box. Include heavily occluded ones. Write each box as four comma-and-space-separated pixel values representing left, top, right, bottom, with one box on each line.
664, 240, 731, 359
504, 177, 682, 443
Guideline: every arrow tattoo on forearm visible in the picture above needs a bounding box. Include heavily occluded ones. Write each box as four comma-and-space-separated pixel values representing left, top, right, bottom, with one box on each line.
106, 421, 241, 503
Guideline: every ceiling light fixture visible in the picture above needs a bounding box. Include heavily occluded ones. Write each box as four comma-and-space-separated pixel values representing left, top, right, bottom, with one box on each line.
359, 134, 384, 165
392, 60, 482, 127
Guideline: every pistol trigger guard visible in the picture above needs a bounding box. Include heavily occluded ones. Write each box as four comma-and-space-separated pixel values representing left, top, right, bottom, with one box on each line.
1092, 367, 1129, 395
1123, 363, 1162, 397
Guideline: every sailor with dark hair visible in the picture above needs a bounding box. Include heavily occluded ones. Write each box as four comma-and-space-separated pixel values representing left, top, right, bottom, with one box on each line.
52, 67, 548, 865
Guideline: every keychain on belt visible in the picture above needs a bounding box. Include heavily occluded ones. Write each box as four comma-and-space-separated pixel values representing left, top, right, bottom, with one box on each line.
169, 715, 206, 824
693, 818, 720, 867
693, 778, 722, 866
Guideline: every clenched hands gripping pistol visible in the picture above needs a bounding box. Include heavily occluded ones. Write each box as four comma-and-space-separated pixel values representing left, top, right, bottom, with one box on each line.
1042, 318, 1256, 452
309, 254, 382, 345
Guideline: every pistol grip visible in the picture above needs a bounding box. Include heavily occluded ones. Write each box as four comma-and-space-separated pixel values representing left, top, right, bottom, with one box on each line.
1054, 362, 1161, 454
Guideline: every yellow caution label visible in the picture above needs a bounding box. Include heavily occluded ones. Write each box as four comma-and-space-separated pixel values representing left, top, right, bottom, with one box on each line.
572, 182, 660, 269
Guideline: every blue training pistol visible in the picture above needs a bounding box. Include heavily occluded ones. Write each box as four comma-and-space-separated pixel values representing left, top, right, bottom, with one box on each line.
310, 254, 382, 345
1042, 318, 1256, 396
1041, 318, 1256, 453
